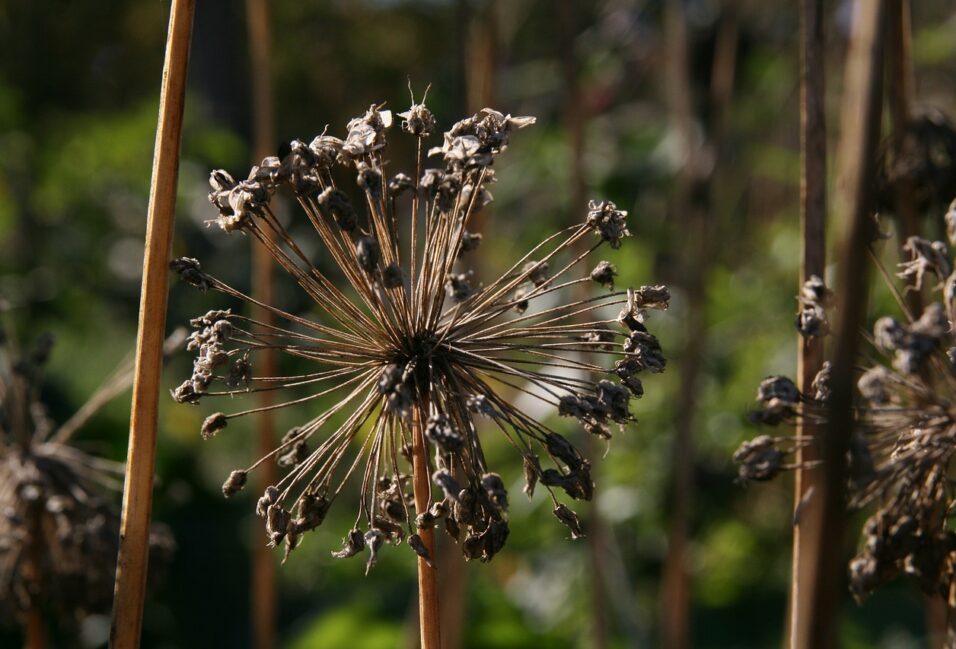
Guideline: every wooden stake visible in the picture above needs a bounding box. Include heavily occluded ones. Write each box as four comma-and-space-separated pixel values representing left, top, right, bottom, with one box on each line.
412, 406, 441, 649
796, 3, 885, 647
246, 1, 278, 647
109, 1, 194, 646
789, 2, 827, 647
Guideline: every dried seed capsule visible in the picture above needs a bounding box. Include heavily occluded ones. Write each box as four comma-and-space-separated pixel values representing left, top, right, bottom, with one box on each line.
221, 470, 247, 498
523, 260, 549, 287
586, 200, 630, 248
356, 237, 381, 274
460, 230, 482, 253
432, 469, 462, 502
201, 412, 228, 440
553, 504, 585, 539
733, 436, 784, 482
364, 529, 385, 574
331, 528, 365, 559
256, 486, 280, 518
382, 262, 404, 289
408, 533, 434, 566
317, 187, 356, 231
265, 504, 291, 547
481, 473, 508, 511
426, 414, 464, 454
170, 257, 213, 291
590, 261, 617, 289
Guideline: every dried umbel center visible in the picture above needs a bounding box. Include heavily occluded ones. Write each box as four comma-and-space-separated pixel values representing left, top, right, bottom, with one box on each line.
735, 215, 956, 606
0, 331, 174, 631
172, 97, 668, 568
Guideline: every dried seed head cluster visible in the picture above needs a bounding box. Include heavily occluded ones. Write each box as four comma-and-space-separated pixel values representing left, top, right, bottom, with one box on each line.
736, 215, 956, 605
171, 96, 668, 568
0, 329, 174, 629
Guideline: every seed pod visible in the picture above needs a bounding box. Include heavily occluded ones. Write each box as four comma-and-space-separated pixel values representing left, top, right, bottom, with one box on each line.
201, 412, 228, 440
331, 528, 366, 559
553, 504, 584, 539
356, 237, 381, 274
221, 470, 247, 498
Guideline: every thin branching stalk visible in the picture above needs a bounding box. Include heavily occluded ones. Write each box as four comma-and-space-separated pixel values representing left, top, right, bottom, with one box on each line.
790, 2, 827, 647
110, 1, 194, 646
246, 1, 278, 647
799, 3, 885, 647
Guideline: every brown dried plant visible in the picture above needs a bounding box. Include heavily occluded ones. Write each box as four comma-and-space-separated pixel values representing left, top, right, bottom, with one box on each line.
0, 325, 174, 635
737, 201, 956, 608
170, 95, 668, 571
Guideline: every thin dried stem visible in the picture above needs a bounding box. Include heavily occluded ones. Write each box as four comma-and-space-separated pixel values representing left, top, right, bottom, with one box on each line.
798, 3, 885, 648
246, 0, 278, 647
790, 1, 827, 647
412, 404, 441, 649
110, 1, 194, 646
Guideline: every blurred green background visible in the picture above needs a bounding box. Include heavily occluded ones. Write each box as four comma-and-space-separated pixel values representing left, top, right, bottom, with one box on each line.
2, 1, 956, 647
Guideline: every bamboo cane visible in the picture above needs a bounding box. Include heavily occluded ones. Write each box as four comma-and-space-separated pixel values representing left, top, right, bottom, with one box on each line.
109, 1, 194, 646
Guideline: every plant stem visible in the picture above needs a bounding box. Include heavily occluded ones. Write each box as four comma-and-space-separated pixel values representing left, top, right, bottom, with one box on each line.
246, 1, 278, 647
790, 1, 826, 647
797, 2, 885, 647
109, 1, 194, 647
412, 405, 441, 649
25, 607, 44, 649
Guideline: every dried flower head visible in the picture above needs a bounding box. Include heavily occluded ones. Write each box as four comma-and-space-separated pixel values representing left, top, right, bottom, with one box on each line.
0, 328, 174, 631
172, 96, 668, 567
736, 206, 956, 605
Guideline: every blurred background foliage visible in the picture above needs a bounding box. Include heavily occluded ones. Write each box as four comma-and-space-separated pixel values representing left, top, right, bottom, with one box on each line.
1, 0, 956, 647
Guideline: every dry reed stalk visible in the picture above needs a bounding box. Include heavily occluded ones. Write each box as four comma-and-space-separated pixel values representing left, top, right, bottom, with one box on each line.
789, 2, 827, 647
109, 1, 194, 646
245, 1, 278, 647
797, 2, 885, 647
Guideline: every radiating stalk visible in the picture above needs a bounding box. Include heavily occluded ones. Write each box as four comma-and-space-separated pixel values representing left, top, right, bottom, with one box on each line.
110, 1, 194, 647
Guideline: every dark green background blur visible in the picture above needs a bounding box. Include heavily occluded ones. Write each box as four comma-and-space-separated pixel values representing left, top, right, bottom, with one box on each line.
2, 1, 956, 647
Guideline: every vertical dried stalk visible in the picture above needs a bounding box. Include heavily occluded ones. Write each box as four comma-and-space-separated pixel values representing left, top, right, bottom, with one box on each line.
789, 1, 827, 647
109, 1, 195, 647
245, 1, 277, 648
659, 3, 736, 648
885, 1, 924, 316
557, 2, 609, 647
413, 405, 441, 649
797, 3, 885, 648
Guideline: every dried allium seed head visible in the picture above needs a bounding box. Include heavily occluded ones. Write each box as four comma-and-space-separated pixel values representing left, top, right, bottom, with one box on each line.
741, 214, 956, 606
172, 96, 666, 565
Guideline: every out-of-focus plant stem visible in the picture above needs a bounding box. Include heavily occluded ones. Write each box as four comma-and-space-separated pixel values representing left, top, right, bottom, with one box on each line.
110, 1, 194, 647
796, 3, 885, 648
789, 2, 827, 647
246, 1, 278, 648
660, 3, 736, 648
